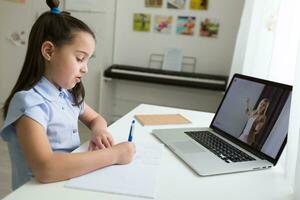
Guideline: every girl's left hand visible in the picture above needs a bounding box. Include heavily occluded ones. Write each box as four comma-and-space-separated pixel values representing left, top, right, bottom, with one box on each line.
88, 129, 114, 151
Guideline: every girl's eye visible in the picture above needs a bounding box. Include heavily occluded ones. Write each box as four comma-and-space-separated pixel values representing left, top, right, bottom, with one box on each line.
76, 57, 84, 62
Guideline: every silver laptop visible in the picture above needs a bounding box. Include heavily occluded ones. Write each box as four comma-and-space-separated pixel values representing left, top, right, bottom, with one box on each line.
152, 73, 292, 176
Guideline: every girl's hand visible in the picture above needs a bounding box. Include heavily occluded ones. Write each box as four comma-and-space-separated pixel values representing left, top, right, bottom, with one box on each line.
112, 142, 136, 165
88, 129, 114, 151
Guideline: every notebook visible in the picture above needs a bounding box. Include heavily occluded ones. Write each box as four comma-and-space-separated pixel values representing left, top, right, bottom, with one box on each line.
152, 73, 292, 176
135, 114, 191, 126
65, 142, 164, 198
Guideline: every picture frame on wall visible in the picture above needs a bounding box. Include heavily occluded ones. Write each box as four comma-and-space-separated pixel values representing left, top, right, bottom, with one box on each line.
200, 18, 220, 38
153, 15, 173, 34
133, 13, 151, 32
176, 16, 196, 36
145, 0, 163, 8
190, 0, 208, 10
167, 0, 186, 9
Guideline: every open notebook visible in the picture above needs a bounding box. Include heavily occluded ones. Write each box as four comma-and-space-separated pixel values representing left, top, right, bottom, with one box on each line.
65, 142, 164, 198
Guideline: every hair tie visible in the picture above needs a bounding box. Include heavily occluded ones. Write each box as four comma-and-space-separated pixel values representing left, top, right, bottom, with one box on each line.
51, 7, 61, 14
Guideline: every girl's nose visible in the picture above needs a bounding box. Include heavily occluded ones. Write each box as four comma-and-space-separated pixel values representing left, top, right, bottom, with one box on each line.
80, 64, 88, 74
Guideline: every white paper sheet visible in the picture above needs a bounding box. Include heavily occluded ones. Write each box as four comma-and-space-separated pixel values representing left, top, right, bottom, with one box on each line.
65, 142, 164, 198
162, 48, 183, 71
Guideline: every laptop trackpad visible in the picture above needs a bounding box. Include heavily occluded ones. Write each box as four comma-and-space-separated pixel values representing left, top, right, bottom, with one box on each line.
172, 141, 205, 154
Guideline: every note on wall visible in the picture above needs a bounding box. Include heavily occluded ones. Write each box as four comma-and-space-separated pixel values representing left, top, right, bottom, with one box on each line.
65, 142, 164, 198
65, 0, 106, 12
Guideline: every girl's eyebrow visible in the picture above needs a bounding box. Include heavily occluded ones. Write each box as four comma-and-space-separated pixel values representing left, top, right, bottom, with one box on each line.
75, 50, 89, 56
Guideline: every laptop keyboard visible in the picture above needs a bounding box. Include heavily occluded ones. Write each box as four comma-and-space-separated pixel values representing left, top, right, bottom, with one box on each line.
185, 131, 255, 163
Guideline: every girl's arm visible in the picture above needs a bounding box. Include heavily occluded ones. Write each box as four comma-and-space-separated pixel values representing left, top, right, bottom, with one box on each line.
15, 116, 135, 183
79, 103, 108, 133
245, 97, 252, 116
79, 103, 114, 150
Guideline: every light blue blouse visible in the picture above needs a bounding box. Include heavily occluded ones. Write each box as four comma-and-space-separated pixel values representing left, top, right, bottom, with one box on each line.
0, 77, 85, 190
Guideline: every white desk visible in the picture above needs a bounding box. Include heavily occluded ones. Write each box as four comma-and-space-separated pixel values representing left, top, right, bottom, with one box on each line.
3, 104, 293, 200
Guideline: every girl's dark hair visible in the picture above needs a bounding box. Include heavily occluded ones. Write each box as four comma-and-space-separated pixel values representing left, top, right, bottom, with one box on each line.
2, 0, 95, 118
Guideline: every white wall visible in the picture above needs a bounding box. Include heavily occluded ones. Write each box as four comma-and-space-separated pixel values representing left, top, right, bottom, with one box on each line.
0, 1, 42, 104
114, 0, 244, 75
0, 1, 114, 113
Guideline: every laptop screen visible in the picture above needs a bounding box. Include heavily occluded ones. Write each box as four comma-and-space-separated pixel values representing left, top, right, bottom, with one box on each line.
211, 74, 292, 162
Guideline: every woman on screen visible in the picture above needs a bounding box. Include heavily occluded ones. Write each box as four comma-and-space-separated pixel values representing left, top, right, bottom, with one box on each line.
239, 98, 270, 146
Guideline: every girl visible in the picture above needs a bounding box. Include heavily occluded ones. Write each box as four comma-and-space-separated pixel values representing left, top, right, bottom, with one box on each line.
238, 98, 270, 145
0, 0, 135, 190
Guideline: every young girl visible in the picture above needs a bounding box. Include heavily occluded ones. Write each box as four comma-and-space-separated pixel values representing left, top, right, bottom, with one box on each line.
0, 0, 135, 190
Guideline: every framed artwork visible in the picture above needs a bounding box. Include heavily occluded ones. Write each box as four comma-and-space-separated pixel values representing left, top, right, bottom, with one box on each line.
153, 15, 173, 34
167, 0, 186, 9
190, 0, 208, 10
176, 16, 196, 36
200, 18, 220, 38
145, 0, 163, 8
133, 13, 151, 32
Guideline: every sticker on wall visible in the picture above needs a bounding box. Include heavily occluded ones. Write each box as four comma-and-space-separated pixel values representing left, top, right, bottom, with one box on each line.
145, 0, 163, 8
200, 18, 219, 38
167, 0, 186, 9
190, 0, 208, 10
133, 13, 151, 32
7, 30, 26, 46
153, 15, 173, 34
176, 16, 196, 36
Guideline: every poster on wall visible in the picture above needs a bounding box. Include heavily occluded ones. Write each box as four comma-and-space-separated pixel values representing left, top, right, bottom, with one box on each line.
145, 0, 163, 8
200, 18, 220, 38
153, 15, 173, 34
133, 13, 151, 32
190, 0, 208, 10
167, 0, 186, 9
176, 16, 196, 36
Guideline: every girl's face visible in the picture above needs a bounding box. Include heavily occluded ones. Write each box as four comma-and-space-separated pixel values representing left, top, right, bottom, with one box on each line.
45, 31, 95, 89
257, 100, 269, 114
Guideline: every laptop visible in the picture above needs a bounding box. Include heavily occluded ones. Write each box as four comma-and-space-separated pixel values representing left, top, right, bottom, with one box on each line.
152, 73, 292, 176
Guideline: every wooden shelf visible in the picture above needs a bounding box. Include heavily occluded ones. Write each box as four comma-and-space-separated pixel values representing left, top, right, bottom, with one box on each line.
104, 64, 228, 91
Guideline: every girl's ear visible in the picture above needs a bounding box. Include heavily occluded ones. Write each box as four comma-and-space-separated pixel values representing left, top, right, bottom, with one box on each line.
41, 41, 55, 61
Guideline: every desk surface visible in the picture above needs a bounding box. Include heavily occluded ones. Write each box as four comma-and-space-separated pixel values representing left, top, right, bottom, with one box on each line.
3, 104, 293, 200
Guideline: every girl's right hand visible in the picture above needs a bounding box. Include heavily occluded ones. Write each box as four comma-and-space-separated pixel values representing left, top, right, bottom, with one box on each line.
112, 142, 136, 165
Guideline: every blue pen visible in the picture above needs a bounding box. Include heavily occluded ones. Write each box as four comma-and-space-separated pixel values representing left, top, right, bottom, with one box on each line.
128, 120, 135, 142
